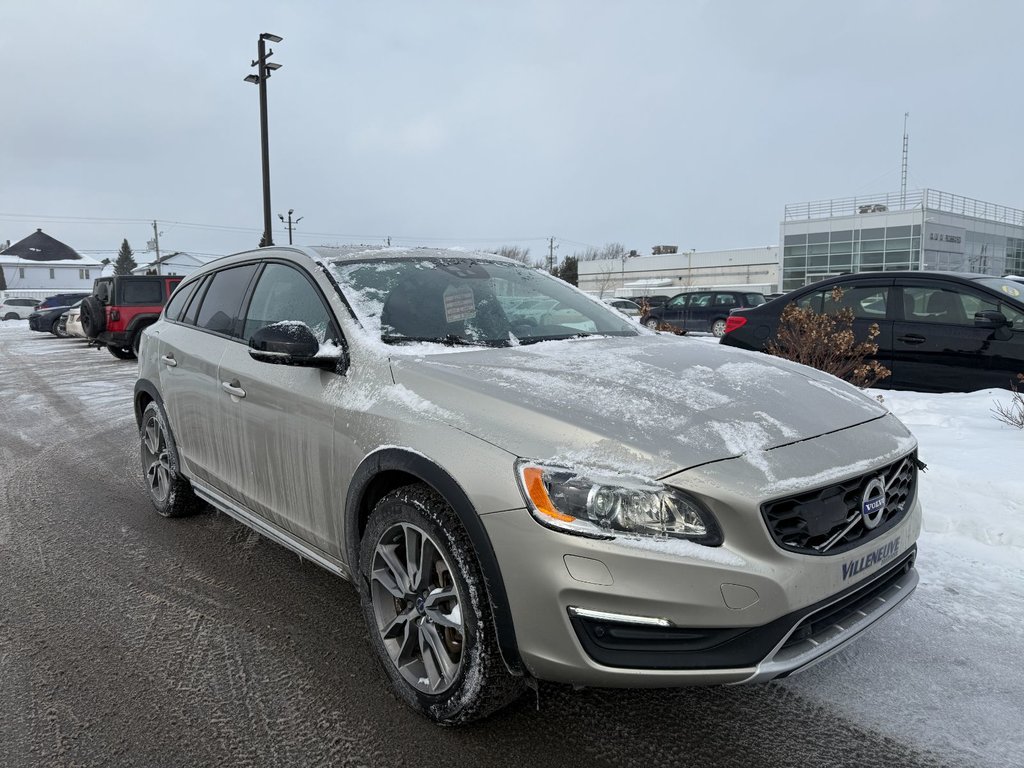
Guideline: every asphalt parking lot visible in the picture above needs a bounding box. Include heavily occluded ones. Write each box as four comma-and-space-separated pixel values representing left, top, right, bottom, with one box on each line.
0, 327, 963, 768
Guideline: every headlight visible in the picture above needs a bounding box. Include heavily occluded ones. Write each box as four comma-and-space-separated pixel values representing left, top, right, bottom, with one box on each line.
516, 461, 723, 546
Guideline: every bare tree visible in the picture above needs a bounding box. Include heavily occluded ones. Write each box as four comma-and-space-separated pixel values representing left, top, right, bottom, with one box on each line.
493, 245, 531, 265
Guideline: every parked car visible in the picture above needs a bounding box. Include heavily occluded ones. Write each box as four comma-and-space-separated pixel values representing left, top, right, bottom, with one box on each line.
34, 292, 90, 311
641, 290, 767, 336
0, 297, 39, 320
28, 303, 76, 336
80, 274, 183, 359
721, 271, 1024, 392
64, 304, 86, 338
603, 296, 642, 316
135, 245, 921, 724
626, 294, 671, 309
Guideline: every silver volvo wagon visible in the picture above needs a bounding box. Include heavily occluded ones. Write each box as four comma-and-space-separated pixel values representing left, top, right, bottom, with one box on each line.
134, 246, 921, 724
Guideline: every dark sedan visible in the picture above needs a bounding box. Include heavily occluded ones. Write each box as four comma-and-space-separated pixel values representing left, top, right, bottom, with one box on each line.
720, 271, 1024, 392
641, 289, 766, 336
28, 303, 76, 336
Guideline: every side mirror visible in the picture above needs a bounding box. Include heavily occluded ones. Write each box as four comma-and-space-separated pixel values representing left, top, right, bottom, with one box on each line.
248, 321, 347, 371
974, 310, 1008, 329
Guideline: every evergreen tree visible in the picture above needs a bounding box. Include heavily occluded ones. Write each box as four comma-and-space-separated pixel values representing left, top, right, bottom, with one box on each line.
554, 255, 578, 286
113, 239, 137, 276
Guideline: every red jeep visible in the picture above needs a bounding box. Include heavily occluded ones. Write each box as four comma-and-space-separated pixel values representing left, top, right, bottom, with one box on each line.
81, 275, 182, 359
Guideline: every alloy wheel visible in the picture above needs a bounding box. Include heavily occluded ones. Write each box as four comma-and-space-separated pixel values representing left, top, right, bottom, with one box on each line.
369, 522, 464, 694
141, 413, 172, 504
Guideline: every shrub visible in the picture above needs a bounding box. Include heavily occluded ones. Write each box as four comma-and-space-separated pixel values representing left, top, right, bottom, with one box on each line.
765, 287, 890, 389
992, 374, 1024, 429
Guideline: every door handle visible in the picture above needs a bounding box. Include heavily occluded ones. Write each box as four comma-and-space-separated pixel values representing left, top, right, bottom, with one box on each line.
221, 379, 246, 398
161, 354, 177, 367
897, 334, 926, 345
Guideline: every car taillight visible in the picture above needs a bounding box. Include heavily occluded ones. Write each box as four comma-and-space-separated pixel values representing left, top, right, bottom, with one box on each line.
723, 316, 747, 334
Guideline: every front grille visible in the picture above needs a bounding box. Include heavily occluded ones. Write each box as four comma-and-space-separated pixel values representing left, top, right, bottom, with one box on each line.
761, 453, 917, 555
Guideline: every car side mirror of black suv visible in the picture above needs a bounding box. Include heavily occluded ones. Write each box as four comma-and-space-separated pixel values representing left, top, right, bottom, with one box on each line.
974, 310, 1008, 329
249, 321, 348, 372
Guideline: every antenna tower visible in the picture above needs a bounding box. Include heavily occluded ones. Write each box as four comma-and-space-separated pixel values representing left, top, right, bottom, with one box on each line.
900, 112, 909, 207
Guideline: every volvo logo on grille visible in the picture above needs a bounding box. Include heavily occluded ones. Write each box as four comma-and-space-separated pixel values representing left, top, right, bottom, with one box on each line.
861, 477, 887, 530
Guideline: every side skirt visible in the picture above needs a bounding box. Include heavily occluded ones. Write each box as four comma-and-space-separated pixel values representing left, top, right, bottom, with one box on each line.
192, 480, 351, 581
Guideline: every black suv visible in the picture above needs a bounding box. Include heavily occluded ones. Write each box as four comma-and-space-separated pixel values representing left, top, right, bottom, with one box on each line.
81, 274, 182, 359
641, 290, 767, 336
35, 292, 90, 310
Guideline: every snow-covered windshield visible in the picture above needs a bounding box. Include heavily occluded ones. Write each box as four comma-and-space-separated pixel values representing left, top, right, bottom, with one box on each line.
329, 257, 640, 346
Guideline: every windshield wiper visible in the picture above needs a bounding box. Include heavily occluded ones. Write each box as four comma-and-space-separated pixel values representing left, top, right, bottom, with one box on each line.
381, 334, 488, 347
517, 332, 595, 346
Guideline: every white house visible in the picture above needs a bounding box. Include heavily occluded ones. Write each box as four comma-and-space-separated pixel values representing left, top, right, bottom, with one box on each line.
0, 229, 102, 292
130, 251, 218, 277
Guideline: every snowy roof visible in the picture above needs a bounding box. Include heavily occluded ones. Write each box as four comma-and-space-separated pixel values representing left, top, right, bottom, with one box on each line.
0, 229, 84, 262
130, 251, 217, 273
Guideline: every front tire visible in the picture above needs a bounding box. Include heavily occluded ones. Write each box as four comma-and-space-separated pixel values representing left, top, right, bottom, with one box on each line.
140, 401, 201, 518
642, 317, 660, 329
359, 485, 524, 725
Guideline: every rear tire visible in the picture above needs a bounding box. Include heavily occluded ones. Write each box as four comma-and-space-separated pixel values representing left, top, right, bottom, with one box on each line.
711, 318, 727, 337
108, 344, 137, 360
3, 313, 18, 321
358, 485, 524, 725
140, 401, 202, 518
51, 317, 66, 337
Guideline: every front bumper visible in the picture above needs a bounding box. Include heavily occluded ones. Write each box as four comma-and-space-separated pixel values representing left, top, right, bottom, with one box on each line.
481, 495, 921, 688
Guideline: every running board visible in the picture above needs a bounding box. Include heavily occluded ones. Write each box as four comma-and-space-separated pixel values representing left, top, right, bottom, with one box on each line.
192, 481, 351, 581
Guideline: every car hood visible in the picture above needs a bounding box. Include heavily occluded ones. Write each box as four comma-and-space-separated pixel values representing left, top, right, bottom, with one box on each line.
388, 335, 889, 478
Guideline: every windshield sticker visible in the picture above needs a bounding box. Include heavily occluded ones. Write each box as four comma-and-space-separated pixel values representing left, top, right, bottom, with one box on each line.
443, 284, 477, 323
1000, 284, 1021, 298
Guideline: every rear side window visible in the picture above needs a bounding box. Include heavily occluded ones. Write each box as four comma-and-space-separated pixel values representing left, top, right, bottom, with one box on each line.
713, 293, 738, 307
164, 280, 199, 322
689, 293, 712, 308
195, 264, 259, 336
122, 280, 163, 305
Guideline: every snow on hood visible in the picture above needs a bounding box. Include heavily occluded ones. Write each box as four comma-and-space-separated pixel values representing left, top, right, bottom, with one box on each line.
388, 335, 888, 478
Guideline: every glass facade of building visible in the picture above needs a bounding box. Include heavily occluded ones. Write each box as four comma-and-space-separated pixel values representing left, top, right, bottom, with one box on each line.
781, 225, 921, 292
781, 191, 1024, 291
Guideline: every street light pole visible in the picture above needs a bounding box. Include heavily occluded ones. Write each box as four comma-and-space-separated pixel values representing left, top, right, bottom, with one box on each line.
245, 32, 283, 248
277, 208, 303, 245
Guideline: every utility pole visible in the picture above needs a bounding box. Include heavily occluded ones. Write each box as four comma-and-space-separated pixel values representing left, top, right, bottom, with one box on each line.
547, 236, 558, 272
277, 208, 303, 245
244, 32, 284, 247
150, 221, 162, 275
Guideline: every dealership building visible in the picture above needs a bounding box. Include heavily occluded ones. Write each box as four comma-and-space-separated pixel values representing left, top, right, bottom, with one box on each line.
577, 245, 779, 298
780, 188, 1024, 292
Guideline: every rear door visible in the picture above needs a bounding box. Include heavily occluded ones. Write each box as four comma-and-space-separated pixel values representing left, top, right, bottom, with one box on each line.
157, 263, 259, 487
892, 279, 1024, 391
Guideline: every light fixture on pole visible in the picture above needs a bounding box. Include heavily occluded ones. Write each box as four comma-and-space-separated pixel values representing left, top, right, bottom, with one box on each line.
244, 32, 284, 247
277, 208, 304, 245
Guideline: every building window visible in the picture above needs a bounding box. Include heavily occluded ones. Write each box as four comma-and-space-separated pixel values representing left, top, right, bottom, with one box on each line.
49, 268, 55, 279
79, 268, 90, 280
18, 267, 25, 279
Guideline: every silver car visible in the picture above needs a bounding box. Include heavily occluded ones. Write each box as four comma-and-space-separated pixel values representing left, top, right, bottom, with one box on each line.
135, 246, 922, 724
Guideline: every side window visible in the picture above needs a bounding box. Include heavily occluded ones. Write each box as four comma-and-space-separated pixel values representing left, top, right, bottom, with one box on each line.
122, 280, 163, 305
999, 302, 1024, 330
242, 263, 336, 344
164, 280, 199, 322
180, 276, 209, 326
796, 291, 825, 312
824, 285, 888, 319
689, 293, 712, 308
666, 295, 687, 308
902, 285, 974, 325
195, 264, 259, 336
713, 293, 738, 307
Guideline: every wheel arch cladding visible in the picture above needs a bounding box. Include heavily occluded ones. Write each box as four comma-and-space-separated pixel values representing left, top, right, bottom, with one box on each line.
344, 447, 524, 676
133, 379, 163, 429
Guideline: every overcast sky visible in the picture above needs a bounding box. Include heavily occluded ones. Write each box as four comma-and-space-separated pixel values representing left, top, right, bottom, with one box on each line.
1, 1, 1020, 262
